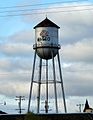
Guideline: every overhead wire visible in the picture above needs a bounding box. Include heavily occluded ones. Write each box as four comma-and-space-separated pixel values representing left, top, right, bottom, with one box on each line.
0, 6, 93, 17
0, 0, 92, 17
0, 4, 93, 14
0, 0, 88, 9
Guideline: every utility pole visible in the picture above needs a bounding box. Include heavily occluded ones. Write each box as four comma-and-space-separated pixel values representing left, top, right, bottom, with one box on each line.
76, 104, 84, 112
0, 101, 6, 105
15, 96, 25, 114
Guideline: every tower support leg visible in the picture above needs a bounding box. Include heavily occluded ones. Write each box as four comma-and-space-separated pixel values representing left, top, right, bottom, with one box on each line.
28, 51, 36, 113
57, 51, 67, 113
37, 58, 42, 113
51, 50, 58, 113
45, 60, 48, 113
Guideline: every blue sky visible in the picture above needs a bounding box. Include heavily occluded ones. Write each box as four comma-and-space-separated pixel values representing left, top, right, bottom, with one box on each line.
0, 0, 93, 36
0, 0, 93, 114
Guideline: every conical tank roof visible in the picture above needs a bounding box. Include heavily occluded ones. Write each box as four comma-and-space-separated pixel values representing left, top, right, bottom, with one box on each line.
34, 17, 60, 29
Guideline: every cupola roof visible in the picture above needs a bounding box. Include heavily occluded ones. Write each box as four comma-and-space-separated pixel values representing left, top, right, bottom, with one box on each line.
34, 17, 60, 29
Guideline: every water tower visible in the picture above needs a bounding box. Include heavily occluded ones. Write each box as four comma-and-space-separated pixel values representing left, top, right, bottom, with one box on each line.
28, 17, 67, 113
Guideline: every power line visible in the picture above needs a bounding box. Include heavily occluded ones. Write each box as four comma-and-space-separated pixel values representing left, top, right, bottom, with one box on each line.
0, 0, 88, 9
0, 7, 93, 17
0, 0, 91, 17
0, 4, 92, 14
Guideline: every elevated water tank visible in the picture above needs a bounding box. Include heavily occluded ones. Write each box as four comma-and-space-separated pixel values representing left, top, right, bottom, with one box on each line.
33, 17, 60, 59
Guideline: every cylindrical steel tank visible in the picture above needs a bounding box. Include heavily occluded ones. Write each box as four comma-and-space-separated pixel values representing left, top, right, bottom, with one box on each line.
33, 18, 60, 59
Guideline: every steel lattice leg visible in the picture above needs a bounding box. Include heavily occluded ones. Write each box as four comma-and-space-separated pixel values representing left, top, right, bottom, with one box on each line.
28, 51, 36, 113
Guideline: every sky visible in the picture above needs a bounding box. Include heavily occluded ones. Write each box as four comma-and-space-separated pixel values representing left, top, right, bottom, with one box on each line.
0, 0, 93, 114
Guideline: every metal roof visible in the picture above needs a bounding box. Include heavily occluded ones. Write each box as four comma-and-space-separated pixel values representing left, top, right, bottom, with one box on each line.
34, 17, 60, 29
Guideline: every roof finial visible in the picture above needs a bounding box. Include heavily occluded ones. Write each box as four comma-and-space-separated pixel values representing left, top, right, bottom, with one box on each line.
46, 14, 47, 19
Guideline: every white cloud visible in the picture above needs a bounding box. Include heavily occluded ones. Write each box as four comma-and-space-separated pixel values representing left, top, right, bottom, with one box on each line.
0, 81, 29, 97
0, 43, 33, 57
0, 58, 34, 73
63, 62, 93, 96
61, 39, 93, 63
8, 30, 34, 44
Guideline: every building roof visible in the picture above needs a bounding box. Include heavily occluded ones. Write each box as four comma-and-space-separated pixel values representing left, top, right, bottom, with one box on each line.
34, 17, 60, 29
83, 99, 93, 112
0, 110, 7, 114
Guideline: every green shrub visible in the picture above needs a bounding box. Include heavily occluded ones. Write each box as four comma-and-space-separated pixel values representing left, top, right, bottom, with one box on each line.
24, 112, 42, 120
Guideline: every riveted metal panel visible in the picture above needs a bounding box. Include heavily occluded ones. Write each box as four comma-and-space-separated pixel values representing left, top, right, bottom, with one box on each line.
34, 27, 60, 59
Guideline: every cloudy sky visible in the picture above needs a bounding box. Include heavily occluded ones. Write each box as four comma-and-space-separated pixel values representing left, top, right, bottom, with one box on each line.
0, 0, 93, 114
